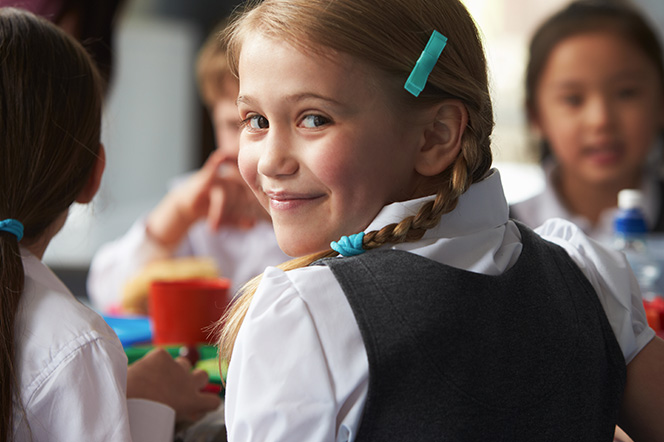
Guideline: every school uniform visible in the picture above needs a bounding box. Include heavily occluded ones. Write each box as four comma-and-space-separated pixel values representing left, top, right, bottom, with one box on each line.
14, 249, 174, 442
225, 169, 654, 442
510, 160, 664, 243
87, 217, 289, 312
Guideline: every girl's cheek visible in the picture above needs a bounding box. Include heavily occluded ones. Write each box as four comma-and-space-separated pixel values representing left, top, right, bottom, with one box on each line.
238, 148, 256, 185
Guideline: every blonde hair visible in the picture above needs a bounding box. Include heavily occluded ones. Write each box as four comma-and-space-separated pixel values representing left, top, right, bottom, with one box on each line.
196, 19, 236, 107
217, 0, 494, 361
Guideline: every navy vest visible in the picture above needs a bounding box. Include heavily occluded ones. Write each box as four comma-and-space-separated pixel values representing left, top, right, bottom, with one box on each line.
320, 223, 625, 441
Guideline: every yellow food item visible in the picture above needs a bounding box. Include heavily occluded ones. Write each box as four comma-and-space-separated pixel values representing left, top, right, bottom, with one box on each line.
121, 257, 219, 314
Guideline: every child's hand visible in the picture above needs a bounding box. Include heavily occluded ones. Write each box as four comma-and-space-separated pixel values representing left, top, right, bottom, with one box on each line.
146, 150, 268, 247
126, 347, 222, 423
206, 161, 269, 231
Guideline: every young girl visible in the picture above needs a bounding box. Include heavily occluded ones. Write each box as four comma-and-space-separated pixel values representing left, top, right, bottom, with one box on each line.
511, 1, 664, 242
87, 22, 288, 313
216, 0, 664, 440
0, 8, 220, 441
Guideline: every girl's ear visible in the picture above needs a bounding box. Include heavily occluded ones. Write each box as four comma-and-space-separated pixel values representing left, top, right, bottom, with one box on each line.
76, 143, 106, 204
415, 99, 468, 177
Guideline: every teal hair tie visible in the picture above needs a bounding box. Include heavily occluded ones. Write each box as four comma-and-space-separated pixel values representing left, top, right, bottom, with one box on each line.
404, 30, 448, 97
0, 218, 24, 241
331, 232, 365, 257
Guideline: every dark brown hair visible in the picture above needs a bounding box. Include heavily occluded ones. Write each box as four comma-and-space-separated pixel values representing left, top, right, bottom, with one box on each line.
52, 0, 125, 95
525, 0, 664, 161
0, 7, 103, 440
218, 0, 495, 361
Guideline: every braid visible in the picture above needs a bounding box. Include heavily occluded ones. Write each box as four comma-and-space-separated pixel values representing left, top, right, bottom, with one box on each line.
363, 150, 471, 251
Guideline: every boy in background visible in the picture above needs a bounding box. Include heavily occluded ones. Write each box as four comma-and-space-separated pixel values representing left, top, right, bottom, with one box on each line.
87, 23, 288, 314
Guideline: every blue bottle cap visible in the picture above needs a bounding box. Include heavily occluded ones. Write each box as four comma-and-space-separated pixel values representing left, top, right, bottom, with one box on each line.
614, 208, 648, 235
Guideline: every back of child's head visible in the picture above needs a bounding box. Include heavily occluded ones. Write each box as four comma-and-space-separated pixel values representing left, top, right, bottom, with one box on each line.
196, 20, 236, 108
0, 7, 103, 440
218, 0, 495, 359
6, 0, 126, 96
525, 0, 664, 162
0, 7, 103, 249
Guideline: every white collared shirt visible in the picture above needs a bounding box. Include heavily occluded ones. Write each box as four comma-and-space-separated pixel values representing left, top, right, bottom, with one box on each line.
14, 249, 174, 441
510, 161, 662, 243
225, 169, 653, 442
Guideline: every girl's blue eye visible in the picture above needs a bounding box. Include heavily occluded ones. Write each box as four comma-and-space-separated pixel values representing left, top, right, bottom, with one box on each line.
301, 114, 330, 128
244, 115, 269, 130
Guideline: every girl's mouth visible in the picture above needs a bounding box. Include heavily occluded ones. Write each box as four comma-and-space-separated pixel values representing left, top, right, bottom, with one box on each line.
265, 190, 325, 211
582, 143, 623, 166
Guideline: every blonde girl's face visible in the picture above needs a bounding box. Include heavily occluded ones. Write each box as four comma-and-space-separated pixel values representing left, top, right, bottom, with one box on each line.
236, 33, 426, 257
533, 31, 664, 188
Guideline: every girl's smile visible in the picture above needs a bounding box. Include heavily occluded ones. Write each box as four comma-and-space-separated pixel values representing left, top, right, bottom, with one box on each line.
580, 141, 623, 166
264, 190, 326, 211
236, 33, 426, 257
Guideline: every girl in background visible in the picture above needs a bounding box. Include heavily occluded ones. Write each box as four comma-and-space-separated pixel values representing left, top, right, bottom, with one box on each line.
0, 8, 219, 441
216, 0, 664, 440
511, 0, 664, 242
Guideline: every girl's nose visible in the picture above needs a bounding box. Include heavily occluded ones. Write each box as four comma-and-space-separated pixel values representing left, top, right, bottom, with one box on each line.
585, 95, 614, 130
257, 133, 298, 178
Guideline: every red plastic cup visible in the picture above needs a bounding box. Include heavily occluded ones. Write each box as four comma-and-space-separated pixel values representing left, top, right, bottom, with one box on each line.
149, 278, 231, 346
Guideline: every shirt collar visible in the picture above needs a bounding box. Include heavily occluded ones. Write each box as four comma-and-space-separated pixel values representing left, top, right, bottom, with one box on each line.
20, 246, 70, 296
365, 168, 509, 239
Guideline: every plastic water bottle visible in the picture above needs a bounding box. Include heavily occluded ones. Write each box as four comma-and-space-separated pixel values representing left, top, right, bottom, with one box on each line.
613, 189, 660, 301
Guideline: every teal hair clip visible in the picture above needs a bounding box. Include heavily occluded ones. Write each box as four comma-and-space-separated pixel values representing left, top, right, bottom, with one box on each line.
0, 218, 24, 241
404, 30, 448, 97
331, 232, 365, 257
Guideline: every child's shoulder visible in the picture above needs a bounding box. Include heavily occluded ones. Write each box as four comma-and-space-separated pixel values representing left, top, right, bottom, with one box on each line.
18, 255, 124, 387
246, 263, 352, 334
533, 217, 587, 243
531, 217, 616, 269
255, 264, 339, 304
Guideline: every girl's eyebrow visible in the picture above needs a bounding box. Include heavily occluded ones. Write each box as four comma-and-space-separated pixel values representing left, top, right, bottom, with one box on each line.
236, 95, 253, 106
237, 92, 344, 107
284, 92, 343, 106
551, 68, 651, 89
610, 69, 652, 82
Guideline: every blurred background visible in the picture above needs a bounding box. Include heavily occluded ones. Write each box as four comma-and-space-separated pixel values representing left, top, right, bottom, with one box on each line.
8, 0, 663, 297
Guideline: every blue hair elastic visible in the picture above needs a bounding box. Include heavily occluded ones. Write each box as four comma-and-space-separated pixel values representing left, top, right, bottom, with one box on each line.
0, 219, 24, 241
331, 232, 365, 257
404, 30, 448, 97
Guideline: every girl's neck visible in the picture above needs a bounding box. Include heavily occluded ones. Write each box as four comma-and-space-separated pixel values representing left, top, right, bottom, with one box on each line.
25, 236, 51, 261
554, 169, 642, 227
25, 210, 68, 260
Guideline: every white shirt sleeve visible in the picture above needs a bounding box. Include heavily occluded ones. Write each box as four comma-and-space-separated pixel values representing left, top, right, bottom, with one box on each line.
225, 266, 339, 442
21, 336, 174, 442
127, 399, 175, 442
86, 216, 173, 311
535, 218, 655, 363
